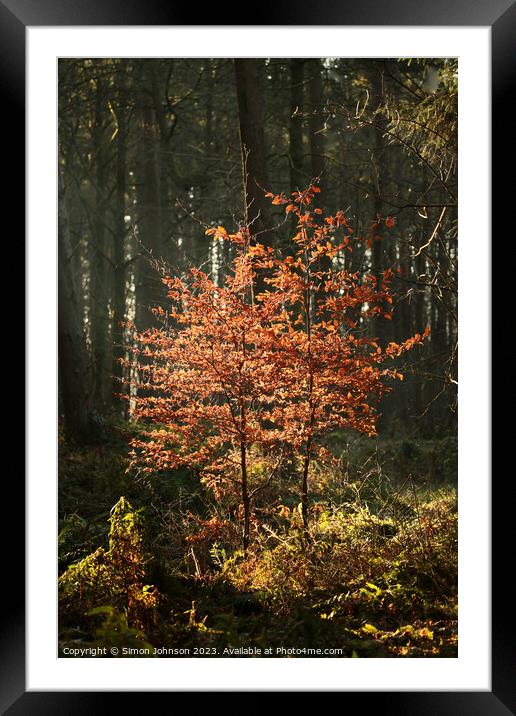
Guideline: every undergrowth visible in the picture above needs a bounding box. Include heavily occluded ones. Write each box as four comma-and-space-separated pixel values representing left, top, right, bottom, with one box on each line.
58, 426, 457, 658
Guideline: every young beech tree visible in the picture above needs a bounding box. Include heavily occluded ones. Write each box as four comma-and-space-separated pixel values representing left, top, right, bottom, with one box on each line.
126, 184, 428, 550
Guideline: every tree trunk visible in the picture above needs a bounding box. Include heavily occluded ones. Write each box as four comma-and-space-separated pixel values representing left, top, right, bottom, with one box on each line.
241, 438, 251, 554
111, 91, 127, 412
289, 59, 305, 195
413, 235, 426, 417
301, 442, 312, 544
307, 59, 325, 194
307, 59, 330, 280
234, 59, 270, 242
369, 62, 389, 349
58, 171, 94, 443
150, 61, 177, 266
136, 101, 163, 330
90, 77, 110, 410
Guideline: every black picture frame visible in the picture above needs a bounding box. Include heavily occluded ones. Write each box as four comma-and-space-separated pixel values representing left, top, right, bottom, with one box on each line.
5, 0, 511, 711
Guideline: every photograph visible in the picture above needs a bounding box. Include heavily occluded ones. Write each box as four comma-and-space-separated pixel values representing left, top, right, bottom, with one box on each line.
57, 56, 459, 660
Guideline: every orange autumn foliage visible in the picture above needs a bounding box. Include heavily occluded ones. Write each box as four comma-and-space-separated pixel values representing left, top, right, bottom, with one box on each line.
125, 184, 428, 549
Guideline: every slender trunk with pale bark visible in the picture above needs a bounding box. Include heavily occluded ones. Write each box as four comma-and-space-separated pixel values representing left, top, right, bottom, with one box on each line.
111, 96, 127, 410
136, 101, 162, 331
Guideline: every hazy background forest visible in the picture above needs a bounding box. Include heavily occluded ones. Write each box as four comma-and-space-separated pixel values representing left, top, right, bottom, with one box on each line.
58, 58, 458, 659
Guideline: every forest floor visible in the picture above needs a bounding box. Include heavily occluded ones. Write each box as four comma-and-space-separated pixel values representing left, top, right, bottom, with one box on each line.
58, 422, 458, 658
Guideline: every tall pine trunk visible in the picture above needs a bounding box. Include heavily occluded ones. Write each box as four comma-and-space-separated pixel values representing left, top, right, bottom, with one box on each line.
289, 59, 305, 194
234, 59, 270, 242
58, 170, 94, 443
90, 77, 110, 410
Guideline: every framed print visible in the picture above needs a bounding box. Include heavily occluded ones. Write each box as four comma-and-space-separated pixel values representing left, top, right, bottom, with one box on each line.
3, 0, 512, 711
